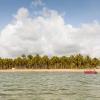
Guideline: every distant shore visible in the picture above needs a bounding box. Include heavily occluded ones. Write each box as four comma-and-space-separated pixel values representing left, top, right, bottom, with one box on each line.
0, 69, 100, 72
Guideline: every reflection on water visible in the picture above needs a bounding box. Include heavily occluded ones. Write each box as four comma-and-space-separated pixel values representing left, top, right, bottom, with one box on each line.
0, 72, 100, 100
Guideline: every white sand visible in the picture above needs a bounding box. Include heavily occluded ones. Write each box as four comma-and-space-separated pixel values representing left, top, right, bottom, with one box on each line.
0, 69, 100, 72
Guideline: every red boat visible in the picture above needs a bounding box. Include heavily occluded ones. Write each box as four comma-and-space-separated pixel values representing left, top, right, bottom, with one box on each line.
84, 70, 97, 74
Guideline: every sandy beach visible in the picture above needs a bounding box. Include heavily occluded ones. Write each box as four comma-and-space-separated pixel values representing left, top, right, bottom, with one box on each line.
0, 69, 100, 72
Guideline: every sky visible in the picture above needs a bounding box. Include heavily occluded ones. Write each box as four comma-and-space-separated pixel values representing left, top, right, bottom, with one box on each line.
0, 0, 100, 58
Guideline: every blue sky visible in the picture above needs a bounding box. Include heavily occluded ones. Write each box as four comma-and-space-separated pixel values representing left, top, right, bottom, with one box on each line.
0, 0, 100, 57
0, 0, 100, 30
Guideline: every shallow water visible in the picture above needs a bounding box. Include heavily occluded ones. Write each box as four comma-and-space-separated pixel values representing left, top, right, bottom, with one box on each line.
0, 72, 100, 100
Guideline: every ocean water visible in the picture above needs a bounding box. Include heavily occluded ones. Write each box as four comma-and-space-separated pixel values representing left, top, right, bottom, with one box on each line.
0, 72, 100, 100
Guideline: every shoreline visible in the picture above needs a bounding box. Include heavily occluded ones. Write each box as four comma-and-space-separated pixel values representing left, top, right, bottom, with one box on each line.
0, 69, 100, 72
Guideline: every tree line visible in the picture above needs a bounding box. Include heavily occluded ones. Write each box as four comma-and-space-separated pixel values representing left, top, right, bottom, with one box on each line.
0, 54, 100, 69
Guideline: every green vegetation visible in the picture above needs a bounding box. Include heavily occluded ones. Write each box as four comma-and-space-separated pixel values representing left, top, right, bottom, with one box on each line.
0, 54, 100, 69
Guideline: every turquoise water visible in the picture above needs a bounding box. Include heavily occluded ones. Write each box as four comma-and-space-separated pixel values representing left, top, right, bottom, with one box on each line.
0, 72, 100, 100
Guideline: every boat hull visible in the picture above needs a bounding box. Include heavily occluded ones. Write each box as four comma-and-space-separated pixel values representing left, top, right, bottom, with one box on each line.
84, 71, 97, 74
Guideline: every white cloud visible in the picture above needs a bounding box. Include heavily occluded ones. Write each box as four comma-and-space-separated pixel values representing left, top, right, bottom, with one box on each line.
14, 7, 29, 20
32, 0, 45, 7
0, 7, 100, 58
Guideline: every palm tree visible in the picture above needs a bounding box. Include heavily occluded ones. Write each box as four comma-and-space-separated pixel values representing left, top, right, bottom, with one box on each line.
27, 55, 33, 60
33, 54, 41, 69
60, 56, 69, 69
14, 57, 23, 69
68, 55, 75, 69
50, 56, 60, 69
91, 58, 99, 68
41, 55, 49, 69
84, 55, 92, 68
74, 54, 84, 69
